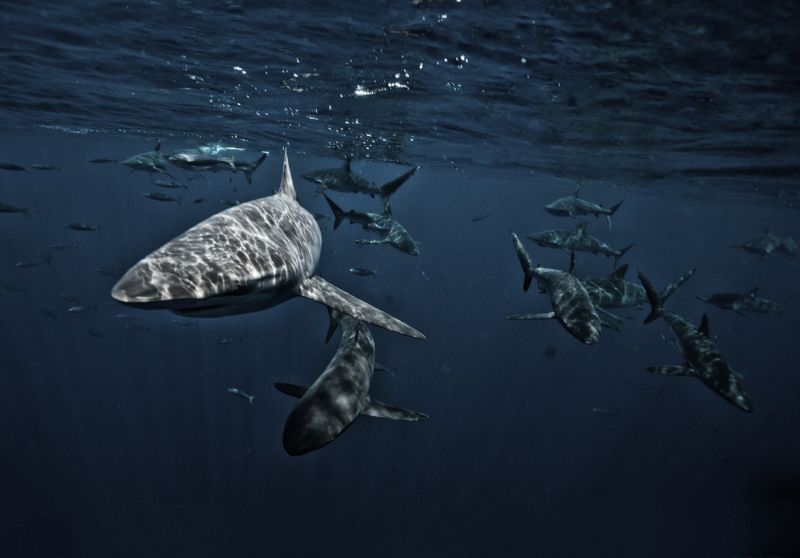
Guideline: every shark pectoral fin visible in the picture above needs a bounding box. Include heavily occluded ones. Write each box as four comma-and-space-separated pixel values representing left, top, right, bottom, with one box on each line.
362, 397, 429, 421
646, 365, 696, 377
506, 312, 556, 320
274, 383, 307, 398
295, 276, 425, 339
698, 313, 710, 336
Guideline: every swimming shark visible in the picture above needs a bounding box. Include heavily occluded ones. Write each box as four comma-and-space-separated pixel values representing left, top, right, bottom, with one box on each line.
639, 271, 753, 413
233, 152, 268, 184
303, 159, 418, 200
111, 150, 424, 339
325, 196, 420, 255
274, 310, 428, 456
528, 222, 633, 267
166, 147, 236, 174
741, 229, 797, 257
121, 142, 171, 176
544, 184, 624, 229
507, 233, 602, 344
697, 287, 784, 317
581, 263, 696, 309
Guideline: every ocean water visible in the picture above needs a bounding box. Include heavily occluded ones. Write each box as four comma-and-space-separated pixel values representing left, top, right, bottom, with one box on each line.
1, 2, 799, 557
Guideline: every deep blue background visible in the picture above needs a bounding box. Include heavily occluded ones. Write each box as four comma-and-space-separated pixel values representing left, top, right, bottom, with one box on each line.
1, 1, 800, 557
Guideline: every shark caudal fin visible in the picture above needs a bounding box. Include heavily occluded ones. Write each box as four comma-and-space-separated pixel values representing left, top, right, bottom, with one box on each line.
613, 244, 634, 267
511, 232, 535, 292
362, 397, 429, 421
379, 166, 418, 200
606, 199, 624, 229
244, 152, 268, 185
295, 276, 424, 339
324, 307, 339, 343
659, 268, 696, 301
638, 271, 663, 324
323, 194, 346, 229
278, 149, 297, 200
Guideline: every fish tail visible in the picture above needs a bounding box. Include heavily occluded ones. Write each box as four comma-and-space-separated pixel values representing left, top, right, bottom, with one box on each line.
323, 194, 346, 230
638, 271, 663, 324
379, 166, 418, 200
245, 152, 267, 185
614, 244, 634, 267
511, 232, 535, 292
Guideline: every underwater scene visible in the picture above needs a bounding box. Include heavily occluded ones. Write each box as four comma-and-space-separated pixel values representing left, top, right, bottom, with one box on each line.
1, 1, 799, 557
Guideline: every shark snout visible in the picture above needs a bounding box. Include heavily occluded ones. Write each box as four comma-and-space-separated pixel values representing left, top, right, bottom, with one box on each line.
111, 270, 162, 303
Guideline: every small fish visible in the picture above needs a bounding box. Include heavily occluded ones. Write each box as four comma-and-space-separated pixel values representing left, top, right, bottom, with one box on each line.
590, 407, 617, 417
67, 223, 99, 232
470, 213, 491, 222
348, 267, 376, 277
227, 387, 255, 404
87, 157, 116, 164
0, 282, 26, 294
152, 179, 187, 190
171, 318, 198, 327
0, 202, 28, 214
124, 323, 150, 332
220, 199, 240, 207
143, 191, 181, 204
16, 255, 51, 268
217, 336, 244, 346
49, 242, 79, 250
115, 313, 140, 321
85, 328, 105, 338
193, 198, 207, 204
67, 304, 95, 313
40, 309, 57, 319
94, 266, 118, 276
0, 163, 30, 172
31, 164, 59, 171
313, 212, 329, 221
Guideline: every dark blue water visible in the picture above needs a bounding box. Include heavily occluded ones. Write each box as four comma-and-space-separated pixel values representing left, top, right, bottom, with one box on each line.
1, 2, 799, 557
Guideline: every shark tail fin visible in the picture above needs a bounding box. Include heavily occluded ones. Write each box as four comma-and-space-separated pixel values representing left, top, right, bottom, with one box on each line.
379, 166, 418, 200
278, 149, 297, 199
362, 397, 429, 421
614, 244, 634, 267
606, 198, 624, 229
244, 152, 268, 185
511, 233, 535, 292
638, 271, 663, 324
274, 383, 307, 398
295, 276, 425, 339
323, 194, 346, 229
659, 268, 696, 301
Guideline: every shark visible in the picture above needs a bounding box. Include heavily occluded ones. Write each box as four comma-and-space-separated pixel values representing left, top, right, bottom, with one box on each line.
528, 222, 633, 267
581, 263, 696, 309
324, 195, 420, 255
303, 159, 418, 200
274, 310, 428, 456
639, 271, 753, 413
741, 229, 797, 257
544, 184, 624, 229
166, 147, 236, 174
697, 287, 784, 317
233, 152, 268, 185
121, 142, 171, 176
507, 233, 602, 345
111, 150, 424, 339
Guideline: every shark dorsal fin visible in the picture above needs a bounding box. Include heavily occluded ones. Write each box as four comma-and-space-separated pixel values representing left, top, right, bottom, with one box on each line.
749, 287, 759, 297
568, 251, 576, 274
343, 157, 351, 172
383, 198, 393, 218
279, 149, 297, 200
699, 313, 710, 337
154, 141, 161, 152
573, 183, 581, 197
609, 263, 628, 279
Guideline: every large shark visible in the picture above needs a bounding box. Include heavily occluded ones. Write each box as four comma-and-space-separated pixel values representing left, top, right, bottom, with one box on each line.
121, 141, 171, 176
697, 287, 784, 317
275, 310, 428, 456
303, 159, 418, 200
581, 263, 696, 309
639, 271, 753, 413
544, 185, 624, 229
507, 233, 602, 345
528, 222, 633, 267
111, 151, 424, 338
